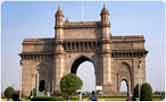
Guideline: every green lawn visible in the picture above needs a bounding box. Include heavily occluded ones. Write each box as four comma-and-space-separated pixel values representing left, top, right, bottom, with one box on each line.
84, 95, 162, 101
2, 95, 162, 101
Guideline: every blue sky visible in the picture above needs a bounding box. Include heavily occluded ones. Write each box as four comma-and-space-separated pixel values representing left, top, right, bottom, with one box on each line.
1, 1, 165, 92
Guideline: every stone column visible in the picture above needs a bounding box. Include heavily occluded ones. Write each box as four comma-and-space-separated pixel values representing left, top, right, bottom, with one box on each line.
100, 5, 112, 95
53, 6, 65, 93
102, 41, 112, 95
36, 72, 39, 96
54, 47, 64, 92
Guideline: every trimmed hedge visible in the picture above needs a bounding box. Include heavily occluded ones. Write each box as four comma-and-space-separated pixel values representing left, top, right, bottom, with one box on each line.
31, 96, 64, 101
140, 83, 153, 101
4, 86, 16, 100
30, 95, 162, 101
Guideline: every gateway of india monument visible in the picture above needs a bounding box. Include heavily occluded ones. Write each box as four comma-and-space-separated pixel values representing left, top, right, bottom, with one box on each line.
20, 5, 148, 96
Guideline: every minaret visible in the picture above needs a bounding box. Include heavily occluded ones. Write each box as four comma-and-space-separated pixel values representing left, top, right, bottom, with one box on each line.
100, 5, 112, 95
55, 6, 64, 40
100, 4, 111, 40
54, 6, 65, 93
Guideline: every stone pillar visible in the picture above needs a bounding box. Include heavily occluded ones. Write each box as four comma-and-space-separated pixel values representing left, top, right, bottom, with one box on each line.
21, 60, 34, 97
133, 57, 146, 89
53, 7, 65, 93
100, 5, 112, 95
102, 50, 112, 95
54, 48, 64, 92
36, 72, 39, 96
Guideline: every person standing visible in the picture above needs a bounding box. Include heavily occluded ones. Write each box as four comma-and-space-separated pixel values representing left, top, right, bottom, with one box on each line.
90, 91, 97, 101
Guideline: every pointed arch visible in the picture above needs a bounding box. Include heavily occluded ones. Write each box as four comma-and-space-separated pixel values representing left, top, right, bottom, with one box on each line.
117, 62, 132, 96
36, 63, 49, 92
71, 55, 94, 73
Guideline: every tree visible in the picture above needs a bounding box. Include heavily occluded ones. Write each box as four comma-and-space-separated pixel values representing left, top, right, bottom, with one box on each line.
4, 86, 16, 100
140, 83, 152, 101
132, 84, 139, 100
60, 73, 83, 98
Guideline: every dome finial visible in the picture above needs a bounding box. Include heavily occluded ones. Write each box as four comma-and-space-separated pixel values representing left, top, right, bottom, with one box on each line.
100, 3, 109, 15
55, 5, 64, 17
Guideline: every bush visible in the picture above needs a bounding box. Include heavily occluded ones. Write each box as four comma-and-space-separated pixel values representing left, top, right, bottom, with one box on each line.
4, 86, 16, 100
31, 96, 64, 101
161, 91, 165, 100
140, 83, 152, 101
132, 84, 139, 100
60, 73, 83, 97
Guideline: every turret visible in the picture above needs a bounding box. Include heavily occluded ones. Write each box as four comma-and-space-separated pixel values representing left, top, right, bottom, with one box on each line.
54, 6, 64, 42
55, 6, 64, 27
54, 6, 65, 93
100, 5, 113, 94
100, 5, 111, 43
100, 5, 110, 26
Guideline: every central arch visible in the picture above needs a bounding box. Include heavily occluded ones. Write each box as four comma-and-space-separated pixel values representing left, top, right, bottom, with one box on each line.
71, 56, 94, 73
70, 56, 96, 92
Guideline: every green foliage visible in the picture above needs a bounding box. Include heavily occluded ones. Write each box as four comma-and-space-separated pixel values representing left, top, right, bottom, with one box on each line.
161, 91, 165, 100
4, 86, 16, 100
31, 96, 64, 101
60, 73, 83, 96
140, 82, 153, 101
132, 84, 139, 100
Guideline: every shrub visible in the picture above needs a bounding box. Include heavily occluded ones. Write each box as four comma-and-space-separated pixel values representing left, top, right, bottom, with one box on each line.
4, 86, 16, 100
161, 91, 165, 100
60, 73, 83, 97
31, 96, 64, 101
140, 82, 152, 101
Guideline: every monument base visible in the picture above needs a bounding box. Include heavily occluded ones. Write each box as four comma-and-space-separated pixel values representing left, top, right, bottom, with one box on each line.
103, 83, 113, 95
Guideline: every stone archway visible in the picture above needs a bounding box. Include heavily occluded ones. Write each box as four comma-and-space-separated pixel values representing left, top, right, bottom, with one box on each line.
117, 62, 132, 96
71, 56, 94, 73
70, 56, 96, 92
36, 63, 49, 92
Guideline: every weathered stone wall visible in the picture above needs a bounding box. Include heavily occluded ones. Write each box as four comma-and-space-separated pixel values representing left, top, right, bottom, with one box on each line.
64, 28, 97, 40
112, 36, 145, 50
21, 54, 53, 96
22, 38, 54, 52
